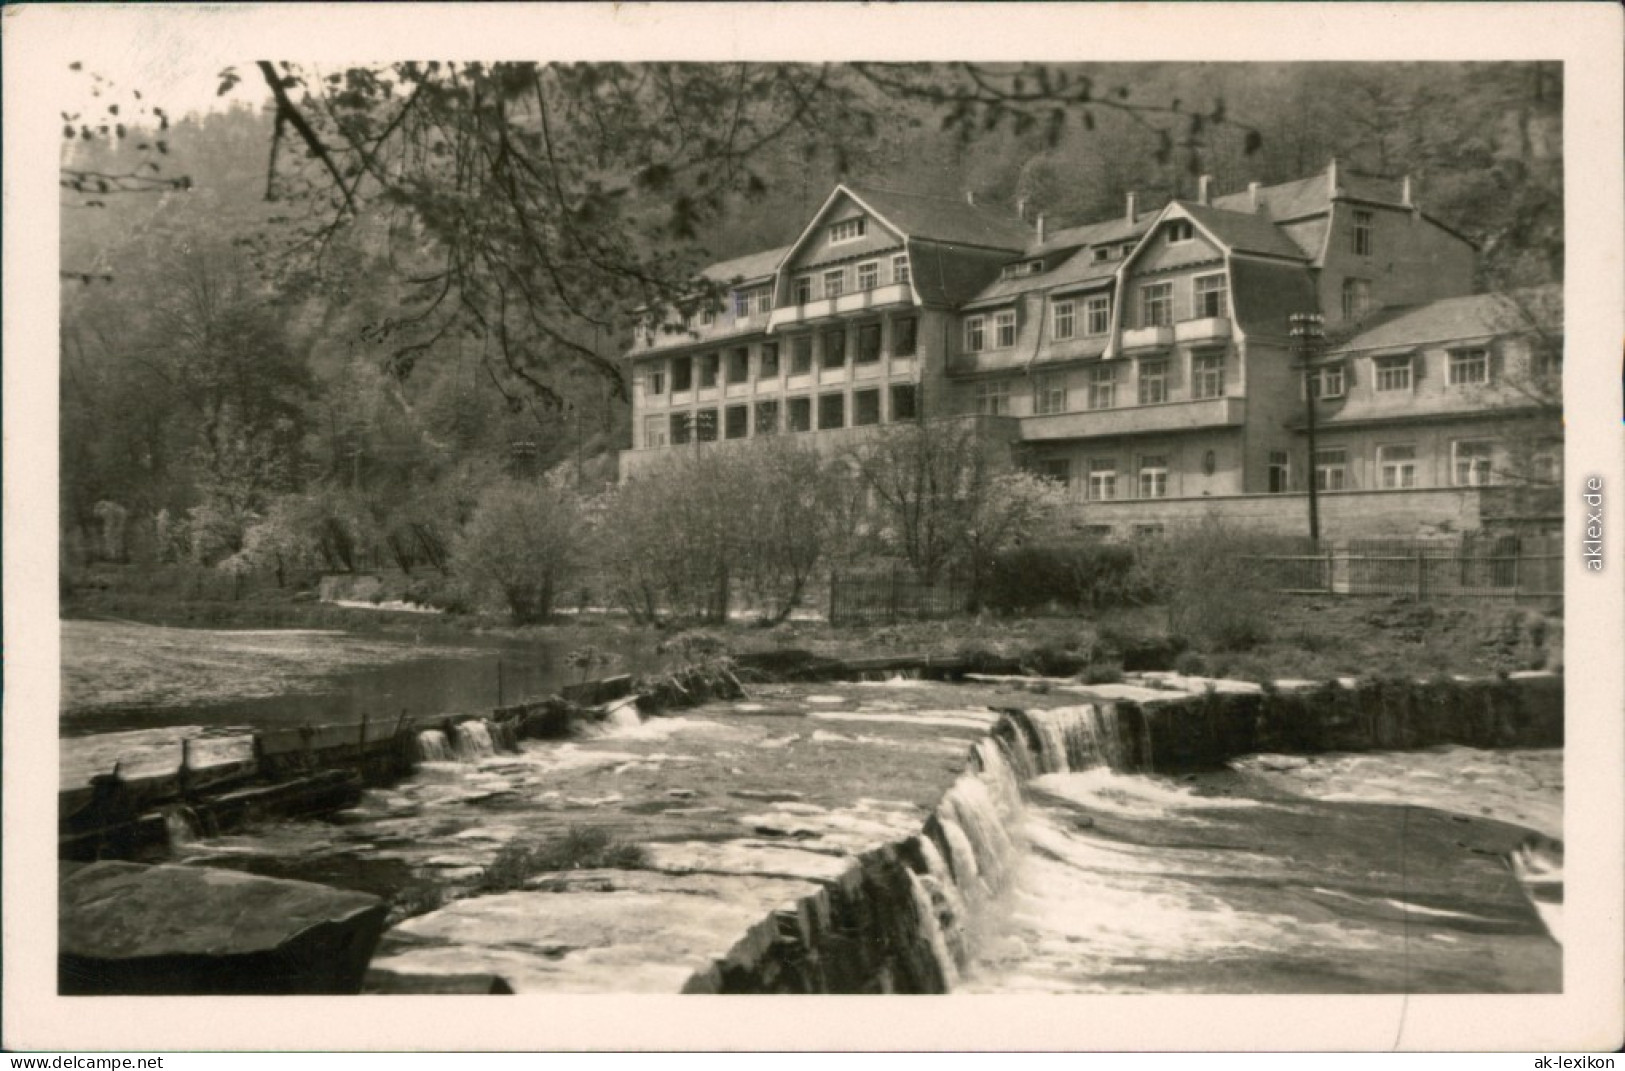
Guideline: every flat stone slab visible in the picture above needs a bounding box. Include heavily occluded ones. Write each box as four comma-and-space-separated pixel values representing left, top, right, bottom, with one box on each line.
59, 861, 386, 994
373, 870, 821, 993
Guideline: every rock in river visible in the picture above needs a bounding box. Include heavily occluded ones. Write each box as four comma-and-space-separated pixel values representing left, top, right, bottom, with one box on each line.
59, 861, 387, 994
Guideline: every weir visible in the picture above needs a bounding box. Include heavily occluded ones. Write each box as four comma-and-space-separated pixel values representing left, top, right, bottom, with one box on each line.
59, 668, 1564, 995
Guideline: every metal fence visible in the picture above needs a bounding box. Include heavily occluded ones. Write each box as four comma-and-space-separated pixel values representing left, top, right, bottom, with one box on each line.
1252, 535, 1563, 600
828, 566, 971, 626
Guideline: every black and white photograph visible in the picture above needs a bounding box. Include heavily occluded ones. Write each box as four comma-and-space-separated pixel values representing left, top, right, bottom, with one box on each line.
5, 1, 1622, 1055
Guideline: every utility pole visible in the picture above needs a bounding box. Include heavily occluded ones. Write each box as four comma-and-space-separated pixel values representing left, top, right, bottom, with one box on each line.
1289, 312, 1326, 545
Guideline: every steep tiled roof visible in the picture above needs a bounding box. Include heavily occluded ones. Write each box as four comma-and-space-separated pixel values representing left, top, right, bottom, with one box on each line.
908, 240, 1013, 307
845, 184, 1035, 251
1229, 258, 1319, 342
962, 247, 1119, 308
1211, 170, 1406, 221
700, 245, 791, 284
1327, 287, 1561, 353
1178, 202, 1308, 261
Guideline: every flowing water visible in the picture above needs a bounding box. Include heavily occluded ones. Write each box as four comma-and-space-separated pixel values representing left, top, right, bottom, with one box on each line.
139, 678, 1559, 994
62, 621, 661, 736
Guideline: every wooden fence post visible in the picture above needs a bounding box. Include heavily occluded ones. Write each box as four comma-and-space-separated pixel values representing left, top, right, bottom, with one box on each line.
1414, 546, 1426, 601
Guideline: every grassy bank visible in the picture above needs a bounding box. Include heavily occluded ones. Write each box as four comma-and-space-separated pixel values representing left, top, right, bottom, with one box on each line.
65, 564, 1562, 690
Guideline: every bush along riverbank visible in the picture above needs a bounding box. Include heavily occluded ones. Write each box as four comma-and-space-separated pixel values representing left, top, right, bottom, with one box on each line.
59, 652, 1561, 995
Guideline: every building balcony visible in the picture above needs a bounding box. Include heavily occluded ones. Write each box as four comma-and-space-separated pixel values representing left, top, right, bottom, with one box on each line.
1019, 396, 1246, 442
1174, 316, 1232, 344
767, 283, 913, 330
1120, 324, 1174, 352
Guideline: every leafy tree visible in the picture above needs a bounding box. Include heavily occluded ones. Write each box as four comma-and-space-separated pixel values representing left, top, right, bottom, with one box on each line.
850, 417, 1063, 593
453, 478, 585, 623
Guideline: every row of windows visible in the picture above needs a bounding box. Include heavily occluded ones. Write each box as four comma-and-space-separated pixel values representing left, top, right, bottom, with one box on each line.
1030, 456, 1175, 501
643, 318, 919, 394
962, 273, 1229, 353
795, 254, 910, 304
1316, 440, 1521, 491
1032, 438, 1529, 501
646, 385, 921, 446
1303, 347, 1495, 401
972, 354, 1226, 416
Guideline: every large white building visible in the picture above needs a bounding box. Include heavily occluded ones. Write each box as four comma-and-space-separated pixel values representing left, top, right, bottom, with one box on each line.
620, 161, 1561, 539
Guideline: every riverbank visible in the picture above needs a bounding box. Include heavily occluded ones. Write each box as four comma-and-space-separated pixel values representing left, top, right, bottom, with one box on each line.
65, 578, 1562, 721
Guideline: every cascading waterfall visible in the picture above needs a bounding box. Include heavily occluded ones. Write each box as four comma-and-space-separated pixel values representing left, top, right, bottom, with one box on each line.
415, 729, 456, 762
450, 719, 497, 761
905, 702, 1132, 981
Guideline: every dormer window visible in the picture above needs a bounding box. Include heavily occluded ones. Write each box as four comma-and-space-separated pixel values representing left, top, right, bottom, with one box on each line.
1093, 247, 1112, 263
1168, 220, 1195, 244
829, 217, 866, 245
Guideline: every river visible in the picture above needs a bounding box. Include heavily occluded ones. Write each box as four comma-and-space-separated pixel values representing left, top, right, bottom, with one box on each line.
60, 618, 663, 737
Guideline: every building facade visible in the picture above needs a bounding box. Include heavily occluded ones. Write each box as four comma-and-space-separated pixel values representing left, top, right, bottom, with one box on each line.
620, 161, 1561, 539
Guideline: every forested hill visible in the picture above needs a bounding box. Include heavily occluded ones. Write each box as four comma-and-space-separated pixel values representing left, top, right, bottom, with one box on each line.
60, 62, 1560, 580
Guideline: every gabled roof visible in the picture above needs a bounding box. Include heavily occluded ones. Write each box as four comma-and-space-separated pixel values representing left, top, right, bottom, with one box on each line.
700, 245, 792, 285
1327, 286, 1561, 353
843, 183, 1035, 251
1175, 202, 1309, 261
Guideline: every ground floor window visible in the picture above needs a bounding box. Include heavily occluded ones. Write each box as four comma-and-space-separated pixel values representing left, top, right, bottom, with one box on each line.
755, 399, 780, 436
818, 392, 845, 430
644, 415, 668, 449
1088, 458, 1117, 501
724, 404, 748, 440
1452, 440, 1496, 486
891, 383, 919, 421
1138, 455, 1169, 499
1133, 524, 1166, 540
853, 388, 881, 426
1268, 450, 1290, 493
670, 412, 692, 445
694, 408, 719, 442
788, 397, 812, 433
1032, 457, 1071, 487
1315, 447, 1349, 491
1378, 444, 1417, 489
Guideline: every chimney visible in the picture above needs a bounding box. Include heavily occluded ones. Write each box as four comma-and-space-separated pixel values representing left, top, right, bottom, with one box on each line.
1248, 181, 1261, 212
1327, 157, 1341, 198
1036, 212, 1047, 244
1401, 174, 1414, 207
965, 190, 976, 206
1017, 196, 1028, 221
1197, 174, 1212, 205
1126, 191, 1138, 223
